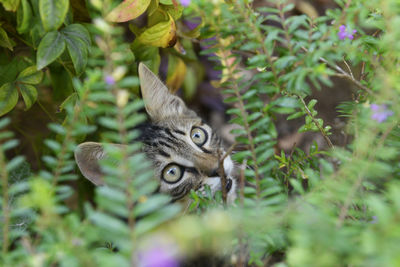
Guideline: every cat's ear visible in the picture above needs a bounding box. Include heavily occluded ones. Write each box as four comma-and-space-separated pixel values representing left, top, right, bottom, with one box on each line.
75, 142, 125, 186
75, 142, 106, 185
138, 62, 195, 121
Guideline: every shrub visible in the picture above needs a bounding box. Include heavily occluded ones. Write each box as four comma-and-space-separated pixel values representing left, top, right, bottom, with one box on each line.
1, 0, 399, 266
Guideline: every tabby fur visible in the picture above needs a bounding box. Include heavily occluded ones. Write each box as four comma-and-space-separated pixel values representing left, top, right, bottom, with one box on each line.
75, 63, 237, 203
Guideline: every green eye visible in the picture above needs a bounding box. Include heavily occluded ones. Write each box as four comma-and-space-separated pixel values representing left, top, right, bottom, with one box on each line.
162, 164, 183, 183
191, 127, 208, 146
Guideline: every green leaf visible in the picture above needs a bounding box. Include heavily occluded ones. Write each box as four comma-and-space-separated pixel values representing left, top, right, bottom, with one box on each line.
159, 0, 173, 4
19, 83, 38, 110
64, 33, 87, 75
147, 0, 159, 16
39, 0, 69, 31
37, 31, 66, 70
106, 0, 151, 22
166, 54, 186, 93
138, 14, 177, 48
61, 25, 90, 75
17, 66, 43, 84
0, 26, 14, 51
0, 56, 29, 85
59, 92, 78, 112
61, 24, 91, 46
6, 156, 25, 172
0, 0, 20, 11
0, 83, 18, 116
161, 4, 183, 20
17, 0, 32, 34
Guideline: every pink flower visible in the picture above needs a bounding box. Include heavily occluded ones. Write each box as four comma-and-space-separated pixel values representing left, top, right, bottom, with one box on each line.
180, 0, 190, 7
370, 104, 393, 123
104, 75, 115, 85
338, 25, 357, 40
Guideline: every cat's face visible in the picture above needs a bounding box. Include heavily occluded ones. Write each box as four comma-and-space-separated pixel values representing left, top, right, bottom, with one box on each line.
75, 63, 237, 203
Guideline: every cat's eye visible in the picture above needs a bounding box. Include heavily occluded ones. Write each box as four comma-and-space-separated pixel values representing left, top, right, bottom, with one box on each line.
190, 127, 208, 147
162, 164, 184, 183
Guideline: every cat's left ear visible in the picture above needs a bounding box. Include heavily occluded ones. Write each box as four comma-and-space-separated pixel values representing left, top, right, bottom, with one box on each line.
138, 62, 196, 121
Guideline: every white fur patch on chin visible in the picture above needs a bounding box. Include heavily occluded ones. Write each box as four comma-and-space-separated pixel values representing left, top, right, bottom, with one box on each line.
223, 155, 234, 176
226, 179, 237, 204
199, 176, 237, 204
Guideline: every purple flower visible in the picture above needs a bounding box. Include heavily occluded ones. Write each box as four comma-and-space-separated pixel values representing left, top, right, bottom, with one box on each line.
201, 36, 217, 50
180, 0, 190, 7
338, 25, 357, 40
370, 215, 378, 224
370, 104, 394, 123
138, 242, 179, 267
104, 75, 115, 85
184, 17, 201, 30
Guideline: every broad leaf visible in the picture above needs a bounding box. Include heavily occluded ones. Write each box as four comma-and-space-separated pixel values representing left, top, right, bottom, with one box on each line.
147, 0, 159, 16
106, 0, 151, 22
61, 24, 91, 46
0, 55, 30, 85
138, 14, 177, 48
19, 83, 38, 110
0, 83, 18, 116
64, 34, 88, 75
17, 66, 43, 84
166, 55, 186, 93
159, 0, 173, 4
39, 0, 69, 31
17, 0, 32, 34
37, 31, 66, 70
161, 4, 183, 20
131, 39, 160, 73
0, 27, 14, 51
61, 24, 90, 75
0, 0, 20, 11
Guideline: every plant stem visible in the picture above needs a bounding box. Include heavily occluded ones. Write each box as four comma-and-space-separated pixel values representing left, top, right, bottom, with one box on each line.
297, 95, 334, 149
1, 148, 10, 254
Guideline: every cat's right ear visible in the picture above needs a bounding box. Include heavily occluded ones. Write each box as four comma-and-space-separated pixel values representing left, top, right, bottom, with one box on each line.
75, 142, 128, 186
138, 62, 195, 121
74, 142, 105, 185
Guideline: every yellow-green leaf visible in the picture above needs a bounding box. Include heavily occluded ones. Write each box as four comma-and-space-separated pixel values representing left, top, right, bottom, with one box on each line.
166, 55, 186, 93
161, 4, 183, 20
0, 26, 14, 51
0, 0, 20, 11
138, 14, 176, 48
17, 66, 43, 84
39, 0, 69, 31
17, 0, 32, 34
147, 0, 159, 16
106, 0, 151, 23
19, 83, 37, 110
159, 0, 173, 4
0, 83, 18, 116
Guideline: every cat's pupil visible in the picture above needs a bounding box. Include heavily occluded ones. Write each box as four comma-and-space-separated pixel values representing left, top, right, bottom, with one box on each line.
169, 168, 176, 175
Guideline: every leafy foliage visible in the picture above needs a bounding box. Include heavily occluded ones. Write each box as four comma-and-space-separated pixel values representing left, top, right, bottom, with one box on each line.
1, 0, 400, 266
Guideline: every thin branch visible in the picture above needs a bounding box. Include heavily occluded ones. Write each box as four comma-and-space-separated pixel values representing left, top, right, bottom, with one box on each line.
343, 58, 354, 79
220, 142, 238, 162
218, 149, 228, 205
1, 148, 10, 254
298, 95, 334, 149
301, 46, 374, 95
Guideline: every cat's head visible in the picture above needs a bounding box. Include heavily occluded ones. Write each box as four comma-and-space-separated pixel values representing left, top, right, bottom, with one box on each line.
75, 63, 237, 203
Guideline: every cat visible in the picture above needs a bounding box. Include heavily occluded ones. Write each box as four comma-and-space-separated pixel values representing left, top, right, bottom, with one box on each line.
74, 63, 237, 204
